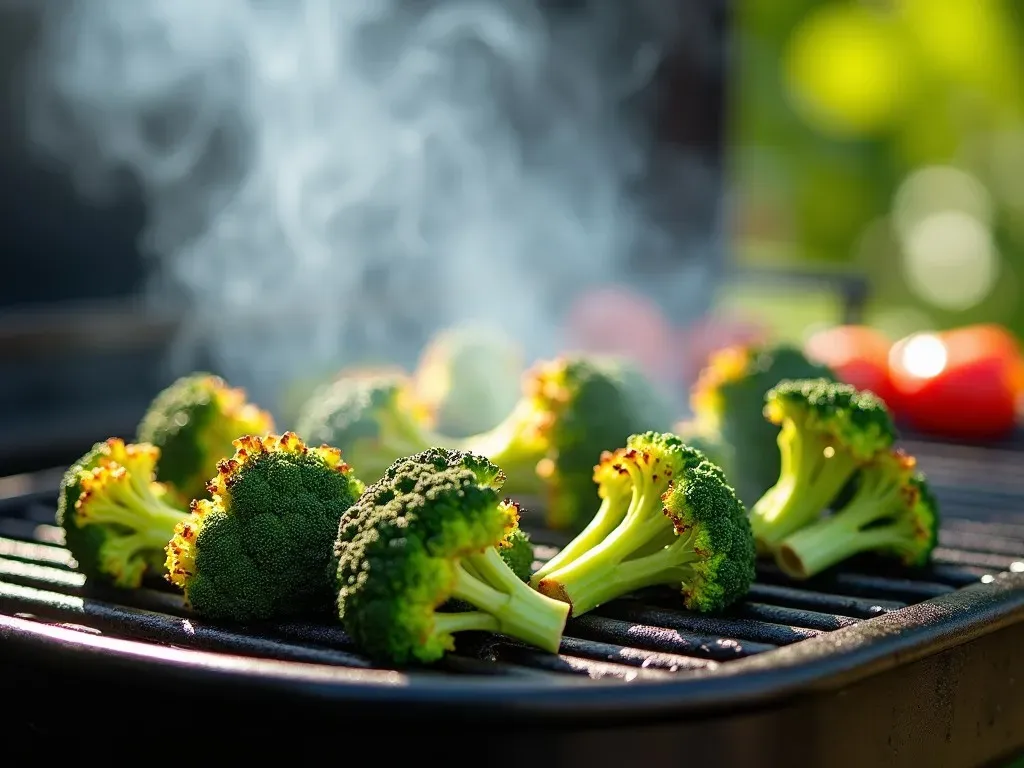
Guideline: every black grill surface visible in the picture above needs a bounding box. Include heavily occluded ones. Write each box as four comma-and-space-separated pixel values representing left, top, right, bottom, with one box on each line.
1, 441, 1023, 766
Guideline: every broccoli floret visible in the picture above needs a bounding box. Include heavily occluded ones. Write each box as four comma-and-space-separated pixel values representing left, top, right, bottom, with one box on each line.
689, 343, 836, 507
749, 378, 898, 554
775, 449, 939, 579
533, 432, 755, 616
137, 373, 275, 505
335, 448, 570, 665
463, 354, 675, 531
295, 373, 441, 486
499, 527, 536, 582
165, 432, 364, 622
57, 439, 189, 588
412, 325, 525, 438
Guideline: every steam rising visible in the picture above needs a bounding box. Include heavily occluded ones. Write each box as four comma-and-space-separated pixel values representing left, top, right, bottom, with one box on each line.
24, 0, 720, 408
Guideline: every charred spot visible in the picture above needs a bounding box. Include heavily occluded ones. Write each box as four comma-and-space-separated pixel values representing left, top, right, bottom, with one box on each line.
652, 474, 659, 483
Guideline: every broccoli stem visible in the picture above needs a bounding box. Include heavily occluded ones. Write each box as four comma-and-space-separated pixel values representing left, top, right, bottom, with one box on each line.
775, 474, 912, 579
79, 484, 188, 537
450, 548, 569, 653
432, 610, 500, 635
538, 531, 702, 616
537, 460, 685, 615
778, 518, 918, 579
749, 423, 860, 552
98, 524, 184, 587
529, 489, 632, 587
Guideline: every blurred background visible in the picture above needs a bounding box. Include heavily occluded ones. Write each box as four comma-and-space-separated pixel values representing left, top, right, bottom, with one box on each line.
729, 0, 1024, 342
0, 0, 1022, 474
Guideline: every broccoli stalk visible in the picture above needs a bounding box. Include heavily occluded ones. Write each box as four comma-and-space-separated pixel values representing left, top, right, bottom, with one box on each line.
749, 378, 897, 554
776, 450, 939, 579
441, 541, 568, 652
534, 432, 756, 617
529, 450, 633, 585
335, 448, 570, 665
59, 439, 190, 588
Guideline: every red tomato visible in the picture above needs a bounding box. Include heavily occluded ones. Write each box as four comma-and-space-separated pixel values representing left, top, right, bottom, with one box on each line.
804, 325, 897, 409
887, 325, 1024, 441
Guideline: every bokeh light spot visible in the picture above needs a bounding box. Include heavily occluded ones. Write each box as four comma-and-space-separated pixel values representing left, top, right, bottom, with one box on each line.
893, 165, 992, 241
784, 5, 912, 137
892, 334, 948, 379
900, 211, 998, 311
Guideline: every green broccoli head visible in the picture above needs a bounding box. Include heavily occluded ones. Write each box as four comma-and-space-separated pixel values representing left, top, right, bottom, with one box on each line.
660, 461, 757, 612
689, 343, 835, 506
57, 439, 189, 588
750, 378, 897, 553
776, 449, 939, 579
412, 325, 525, 438
464, 354, 675, 532
335, 448, 570, 665
165, 432, 364, 622
534, 431, 755, 616
294, 373, 439, 486
137, 373, 275, 505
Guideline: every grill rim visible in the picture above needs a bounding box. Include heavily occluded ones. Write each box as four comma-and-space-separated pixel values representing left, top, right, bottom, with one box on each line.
2, 569, 1022, 723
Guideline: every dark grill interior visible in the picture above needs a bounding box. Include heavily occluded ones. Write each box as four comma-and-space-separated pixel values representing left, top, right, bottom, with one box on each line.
1, 435, 1023, 767
0, 437, 1021, 683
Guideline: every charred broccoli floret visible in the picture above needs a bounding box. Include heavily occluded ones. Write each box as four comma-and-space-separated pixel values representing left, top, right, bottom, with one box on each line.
335, 448, 570, 665
137, 373, 275, 505
461, 355, 675, 531
776, 450, 939, 579
412, 325, 524, 438
295, 372, 440, 486
749, 378, 897, 554
165, 432, 364, 621
57, 439, 189, 588
534, 432, 755, 616
688, 343, 835, 507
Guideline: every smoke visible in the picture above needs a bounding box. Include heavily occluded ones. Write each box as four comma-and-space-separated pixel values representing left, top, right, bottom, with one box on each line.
22, 0, 723, 409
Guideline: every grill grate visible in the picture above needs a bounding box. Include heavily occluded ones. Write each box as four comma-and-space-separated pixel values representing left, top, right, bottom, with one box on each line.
1, 439, 1022, 688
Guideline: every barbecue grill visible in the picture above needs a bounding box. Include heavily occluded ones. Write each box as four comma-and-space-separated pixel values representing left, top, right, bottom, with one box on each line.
1, 432, 1022, 766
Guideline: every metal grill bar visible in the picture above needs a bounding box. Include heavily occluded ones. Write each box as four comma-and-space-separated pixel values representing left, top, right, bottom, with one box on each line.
0, 483, 1022, 686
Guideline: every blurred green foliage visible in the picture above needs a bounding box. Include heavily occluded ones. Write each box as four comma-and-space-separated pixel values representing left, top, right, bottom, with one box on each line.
732, 0, 1024, 341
